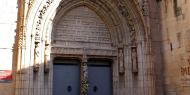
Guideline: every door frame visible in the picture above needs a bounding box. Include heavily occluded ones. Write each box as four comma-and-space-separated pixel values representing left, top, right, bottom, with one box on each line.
51, 55, 114, 95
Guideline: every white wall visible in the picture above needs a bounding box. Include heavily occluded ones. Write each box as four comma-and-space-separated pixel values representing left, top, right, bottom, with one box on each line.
0, 0, 18, 95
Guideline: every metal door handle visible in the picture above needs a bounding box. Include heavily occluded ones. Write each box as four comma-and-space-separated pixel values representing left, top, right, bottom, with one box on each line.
67, 85, 72, 92
93, 86, 98, 92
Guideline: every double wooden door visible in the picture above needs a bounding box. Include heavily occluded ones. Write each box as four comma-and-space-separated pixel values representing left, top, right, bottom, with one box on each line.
53, 59, 112, 95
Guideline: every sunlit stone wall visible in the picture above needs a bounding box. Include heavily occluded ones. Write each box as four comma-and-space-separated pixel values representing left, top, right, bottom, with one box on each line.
159, 0, 190, 95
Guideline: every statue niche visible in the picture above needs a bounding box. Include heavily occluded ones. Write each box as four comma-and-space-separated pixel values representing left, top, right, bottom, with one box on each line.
118, 48, 125, 75
131, 46, 138, 73
33, 43, 40, 73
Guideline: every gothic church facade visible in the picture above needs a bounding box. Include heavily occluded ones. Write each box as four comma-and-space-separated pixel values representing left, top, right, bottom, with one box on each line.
0, 0, 190, 95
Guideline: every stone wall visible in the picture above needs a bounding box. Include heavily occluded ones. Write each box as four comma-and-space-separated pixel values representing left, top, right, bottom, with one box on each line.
158, 0, 190, 95
53, 6, 114, 55
4, 0, 190, 95
5, 0, 190, 95
148, 1, 165, 95
0, 0, 18, 95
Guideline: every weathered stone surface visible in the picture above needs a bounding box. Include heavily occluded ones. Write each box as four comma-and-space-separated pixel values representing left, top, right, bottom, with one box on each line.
53, 7, 113, 51
2, 0, 190, 95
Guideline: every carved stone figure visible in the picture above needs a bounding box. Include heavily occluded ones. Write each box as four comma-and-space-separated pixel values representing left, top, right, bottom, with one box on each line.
34, 43, 40, 72
44, 42, 50, 73
118, 48, 125, 74
131, 47, 138, 73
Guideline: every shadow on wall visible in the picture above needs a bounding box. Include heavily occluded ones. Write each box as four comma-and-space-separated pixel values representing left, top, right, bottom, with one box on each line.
148, 0, 166, 95
13, 60, 52, 95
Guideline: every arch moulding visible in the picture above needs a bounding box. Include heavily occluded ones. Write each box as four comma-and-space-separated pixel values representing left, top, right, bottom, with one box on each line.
15, 0, 155, 95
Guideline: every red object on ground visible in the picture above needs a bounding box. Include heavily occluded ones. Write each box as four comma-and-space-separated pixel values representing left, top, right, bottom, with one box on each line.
0, 70, 12, 82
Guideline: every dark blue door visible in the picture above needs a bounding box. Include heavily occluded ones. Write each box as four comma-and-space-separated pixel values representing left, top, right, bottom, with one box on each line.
53, 60, 80, 95
87, 61, 112, 95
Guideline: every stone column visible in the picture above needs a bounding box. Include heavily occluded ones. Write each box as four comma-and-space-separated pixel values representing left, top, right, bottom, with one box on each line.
81, 55, 88, 95
44, 40, 50, 74
142, 0, 156, 95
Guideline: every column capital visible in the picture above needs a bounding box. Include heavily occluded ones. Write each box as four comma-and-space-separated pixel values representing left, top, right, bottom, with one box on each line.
82, 56, 88, 63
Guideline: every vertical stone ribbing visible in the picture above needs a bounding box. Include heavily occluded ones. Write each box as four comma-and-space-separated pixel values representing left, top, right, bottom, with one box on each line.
15, 0, 26, 95
142, 0, 156, 95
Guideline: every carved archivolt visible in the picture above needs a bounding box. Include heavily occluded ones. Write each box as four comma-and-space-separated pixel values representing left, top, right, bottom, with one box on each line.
35, 0, 53, 43
31, 0, 145, 45
29, 0, 145, 73
15, 0, 150, 94
32, 0, 53, 72
116, 1, 137, 45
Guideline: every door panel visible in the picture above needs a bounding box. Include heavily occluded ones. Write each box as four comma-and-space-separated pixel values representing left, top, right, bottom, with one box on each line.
87, 61, 112, 95
53, 60, 80, 95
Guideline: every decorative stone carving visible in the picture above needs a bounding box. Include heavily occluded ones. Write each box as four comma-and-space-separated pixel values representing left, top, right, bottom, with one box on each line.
28, 0, 34, 9
118, 3, 130, 18
81, 54, 89, 95
35, 0, 53, 43
18, 26, 24, 48
116, 1, 137, 46
33, 0, 53, 73
44, 41, 50, 73
131, 46, 138, 73
118, 48, 125, 75
33, 43, 40, 72
142, 0, 149, 16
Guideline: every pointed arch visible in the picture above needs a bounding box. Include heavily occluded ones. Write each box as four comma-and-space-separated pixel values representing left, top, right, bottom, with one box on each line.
15, 0, 156, 95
